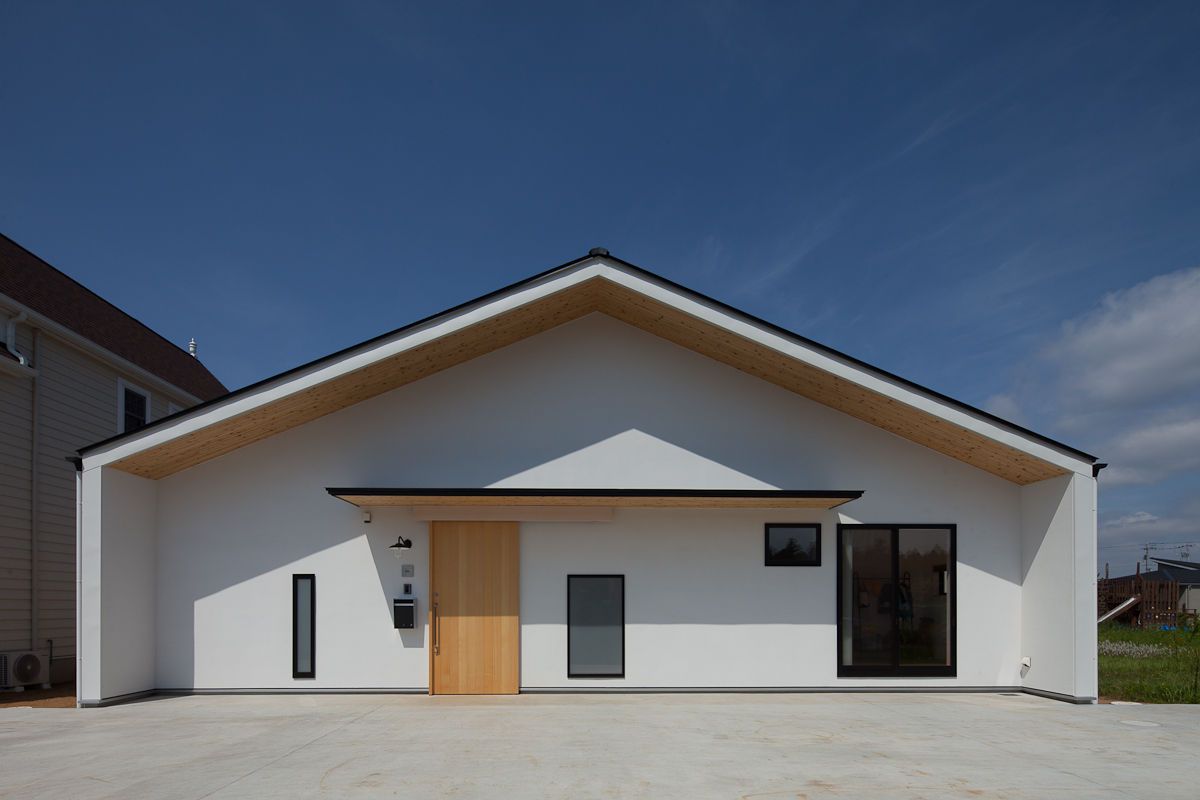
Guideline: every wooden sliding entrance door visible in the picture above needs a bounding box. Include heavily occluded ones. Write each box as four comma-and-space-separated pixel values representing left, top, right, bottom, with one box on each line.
429, 521, 519, 694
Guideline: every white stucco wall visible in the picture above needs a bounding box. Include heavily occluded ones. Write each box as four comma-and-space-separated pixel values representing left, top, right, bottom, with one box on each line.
85, 313, 1093, 697
520, 507, 1018, 689
79, 466, 158, 703
1019, 473, 1098, 700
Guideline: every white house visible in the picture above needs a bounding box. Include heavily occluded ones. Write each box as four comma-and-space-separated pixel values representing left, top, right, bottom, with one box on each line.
76, 250, 1099, 707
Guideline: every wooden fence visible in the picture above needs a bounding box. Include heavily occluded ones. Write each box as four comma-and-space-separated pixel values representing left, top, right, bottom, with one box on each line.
1098, 576, 1182, 629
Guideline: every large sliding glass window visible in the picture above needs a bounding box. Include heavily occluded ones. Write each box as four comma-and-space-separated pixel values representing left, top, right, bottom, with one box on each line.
838, 525, 955, 677
293, 574, 315, 679
568, 575, 624, 678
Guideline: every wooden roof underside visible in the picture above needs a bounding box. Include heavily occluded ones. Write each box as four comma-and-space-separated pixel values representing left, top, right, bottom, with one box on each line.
109, 277, 1070, 484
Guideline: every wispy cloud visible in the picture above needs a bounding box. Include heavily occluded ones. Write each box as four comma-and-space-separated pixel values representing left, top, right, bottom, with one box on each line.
897, 108, 971, 157
1100, 510, 1197, 545
733, 201, 849, 298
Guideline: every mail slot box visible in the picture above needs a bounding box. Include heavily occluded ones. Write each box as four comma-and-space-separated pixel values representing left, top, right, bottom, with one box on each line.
393, 596, 417, 630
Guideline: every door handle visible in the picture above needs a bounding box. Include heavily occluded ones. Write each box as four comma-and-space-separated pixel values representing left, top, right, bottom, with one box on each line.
432, 601, 440, 655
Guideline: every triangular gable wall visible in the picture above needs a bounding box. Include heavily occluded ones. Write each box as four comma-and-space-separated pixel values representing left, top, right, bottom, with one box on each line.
80, 257, 1094, 484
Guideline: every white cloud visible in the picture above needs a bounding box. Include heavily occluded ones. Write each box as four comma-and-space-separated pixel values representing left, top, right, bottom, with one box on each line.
1100, 511, 1193, 541
1102, 413, 1200, 487
1043, 268, 1200, 412
995, 267, 1200, 566
1105, 511, 1159, 527
997, 267, 1200, 487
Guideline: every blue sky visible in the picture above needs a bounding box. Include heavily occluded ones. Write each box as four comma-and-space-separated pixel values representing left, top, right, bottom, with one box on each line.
3, 1, 1198, 574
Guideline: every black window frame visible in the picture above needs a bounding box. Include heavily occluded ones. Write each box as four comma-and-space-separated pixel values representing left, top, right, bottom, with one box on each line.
836, 524, 957, 678
119, 381, 150, 433
292, 573, 316, 679
764, 523, 821, 567
567, 574, 625, 679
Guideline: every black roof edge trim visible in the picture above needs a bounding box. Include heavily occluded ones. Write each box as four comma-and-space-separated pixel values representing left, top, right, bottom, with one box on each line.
78, 251, 598, 455
79, 249, 1096, 464
327, 487, 864, 500
595, 253, 1096, 464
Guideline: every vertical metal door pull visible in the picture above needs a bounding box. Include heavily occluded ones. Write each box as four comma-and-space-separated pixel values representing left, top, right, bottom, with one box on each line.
432, 601, 440, 655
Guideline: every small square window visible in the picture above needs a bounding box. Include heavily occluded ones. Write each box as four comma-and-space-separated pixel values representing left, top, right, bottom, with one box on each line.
765, 524, 821, 566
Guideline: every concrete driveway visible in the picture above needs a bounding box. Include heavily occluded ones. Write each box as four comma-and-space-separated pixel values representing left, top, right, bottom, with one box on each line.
0, 692, 1194, 799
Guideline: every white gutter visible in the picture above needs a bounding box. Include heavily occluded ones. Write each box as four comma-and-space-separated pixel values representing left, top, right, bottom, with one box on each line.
4, 309, 30, 366
0, 297, 205, 405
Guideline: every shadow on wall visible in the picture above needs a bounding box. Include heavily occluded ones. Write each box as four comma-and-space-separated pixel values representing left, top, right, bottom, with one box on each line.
154, 315, 1043, 681
518, 510, 837, 627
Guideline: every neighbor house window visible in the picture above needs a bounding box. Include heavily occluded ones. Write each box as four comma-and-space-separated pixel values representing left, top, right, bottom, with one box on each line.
293, 574, 315, 679
568, 575, 624, 678
837, 524, 956, 677
765, 523, 821, 566
118, 380, 150, 433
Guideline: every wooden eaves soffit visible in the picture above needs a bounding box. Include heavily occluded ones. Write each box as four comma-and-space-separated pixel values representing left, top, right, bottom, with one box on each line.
86, 255, 1093, 484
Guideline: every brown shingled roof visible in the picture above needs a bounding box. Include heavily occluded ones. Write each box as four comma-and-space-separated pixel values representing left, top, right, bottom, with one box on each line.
0, 233, 227, 401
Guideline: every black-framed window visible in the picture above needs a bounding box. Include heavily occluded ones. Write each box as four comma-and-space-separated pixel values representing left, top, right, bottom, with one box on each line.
567, 575, 624, 678
120, 382, 150, 433
837, 524, 956, 678
765, 523, 821, 566
293, 574, 315, 679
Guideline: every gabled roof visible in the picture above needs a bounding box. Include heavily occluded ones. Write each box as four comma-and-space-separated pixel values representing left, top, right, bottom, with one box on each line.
0, 233, 227, 400
79, 251, 1096, 483
1149, 558, 1200, 584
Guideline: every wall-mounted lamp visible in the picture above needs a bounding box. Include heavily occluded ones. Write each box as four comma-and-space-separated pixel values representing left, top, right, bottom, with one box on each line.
388, 536, 413, 559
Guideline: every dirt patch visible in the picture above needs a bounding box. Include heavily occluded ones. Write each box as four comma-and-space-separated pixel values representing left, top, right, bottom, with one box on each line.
0, 683, 76, 708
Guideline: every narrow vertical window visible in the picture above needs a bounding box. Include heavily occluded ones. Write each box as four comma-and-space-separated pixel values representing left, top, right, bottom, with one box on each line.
568, 575, 624, 678
293, 574, 315, 678
119, 381, 150, 433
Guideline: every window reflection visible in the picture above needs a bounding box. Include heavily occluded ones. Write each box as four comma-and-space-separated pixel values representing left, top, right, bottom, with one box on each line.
839, 525, 955, 676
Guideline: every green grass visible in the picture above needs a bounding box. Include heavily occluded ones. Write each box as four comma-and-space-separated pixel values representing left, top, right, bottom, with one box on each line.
1098, 622, 1200, 703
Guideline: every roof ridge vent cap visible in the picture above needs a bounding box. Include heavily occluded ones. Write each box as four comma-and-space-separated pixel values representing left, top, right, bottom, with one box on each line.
588, 247, 610, 257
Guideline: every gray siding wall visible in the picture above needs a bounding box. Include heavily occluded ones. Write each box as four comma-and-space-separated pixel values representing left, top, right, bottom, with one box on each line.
0, 323, 35, 653
0, 314, 198, 679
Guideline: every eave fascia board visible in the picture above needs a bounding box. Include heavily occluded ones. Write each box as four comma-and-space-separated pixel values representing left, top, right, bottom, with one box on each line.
594, 264, 1095, 475
79, 259, 610, 468
0, 295, 204, 406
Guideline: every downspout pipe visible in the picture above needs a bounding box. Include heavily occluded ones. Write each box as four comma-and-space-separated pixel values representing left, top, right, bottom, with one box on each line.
69, 456, 82, 707
4, 310, 30, 366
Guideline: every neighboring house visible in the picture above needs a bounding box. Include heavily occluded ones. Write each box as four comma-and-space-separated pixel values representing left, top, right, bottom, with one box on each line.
1143, 558, 1200, 614
77, 250, 1100, 707
0, 233, 226, 686
1098, 557, 1200, 627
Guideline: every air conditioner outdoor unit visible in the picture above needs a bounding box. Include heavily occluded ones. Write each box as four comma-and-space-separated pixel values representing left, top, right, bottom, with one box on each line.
0, 650, 51, 691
